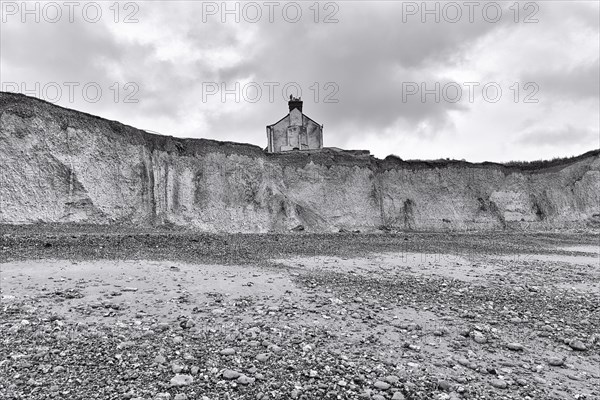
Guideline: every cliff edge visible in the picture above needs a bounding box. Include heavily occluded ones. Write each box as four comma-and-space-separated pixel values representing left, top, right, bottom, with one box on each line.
1, 92, 598, 232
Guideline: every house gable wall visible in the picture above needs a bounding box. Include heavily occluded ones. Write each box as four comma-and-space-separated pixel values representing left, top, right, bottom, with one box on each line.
267, 109, 323, 152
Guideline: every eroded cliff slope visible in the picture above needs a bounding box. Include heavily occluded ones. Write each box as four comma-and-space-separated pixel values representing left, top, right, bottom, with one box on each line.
1, 92, 598, 232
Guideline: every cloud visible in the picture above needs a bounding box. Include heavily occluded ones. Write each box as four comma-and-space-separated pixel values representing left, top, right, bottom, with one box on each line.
0, 0, 598, 161
521, 59, 600, 101
518, 125, 598, 146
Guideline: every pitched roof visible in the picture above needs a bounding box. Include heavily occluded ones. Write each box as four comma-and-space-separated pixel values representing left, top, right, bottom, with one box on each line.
266, 112, 322, 127
267, 113, 288, 127
303, 113, 322, 127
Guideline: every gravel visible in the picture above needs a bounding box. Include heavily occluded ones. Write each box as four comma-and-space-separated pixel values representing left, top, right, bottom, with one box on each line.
0, 229, 598, 400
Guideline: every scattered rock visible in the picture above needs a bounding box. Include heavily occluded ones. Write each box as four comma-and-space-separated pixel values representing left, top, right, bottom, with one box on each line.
548, 357, 564, 366
268, 344, 282, 353
222, 369, 241, 380
569, 340, 587, 351
220, 348, 236, 356
180, 319, 195, 329
171, 363, 184, 373
237, 374, 255, 385
566, 372, 581, 381
490, 379, 507, 389
170, 374, 193, 387
438, 380, 451, 391
255, 353, 270, 362
157, 323, 170, 332
374, 381, 390, 390
472, 332, 487, 344
506, 342, 524, 351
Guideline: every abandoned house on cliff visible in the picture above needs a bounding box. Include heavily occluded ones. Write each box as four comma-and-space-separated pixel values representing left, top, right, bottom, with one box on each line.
266, 96, 323, 152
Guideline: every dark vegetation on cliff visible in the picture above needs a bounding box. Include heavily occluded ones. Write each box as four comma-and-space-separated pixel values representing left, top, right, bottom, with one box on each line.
383, 150, 600, 174
2, 91, 597, 173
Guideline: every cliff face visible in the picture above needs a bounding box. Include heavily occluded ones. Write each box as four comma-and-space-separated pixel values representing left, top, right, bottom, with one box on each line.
1, 92, 599, 232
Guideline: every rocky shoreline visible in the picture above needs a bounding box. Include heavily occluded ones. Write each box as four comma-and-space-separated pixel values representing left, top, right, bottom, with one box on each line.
1, 230, 598, 399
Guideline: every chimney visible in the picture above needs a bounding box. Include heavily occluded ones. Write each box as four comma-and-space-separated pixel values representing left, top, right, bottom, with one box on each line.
288, 95, 303, 112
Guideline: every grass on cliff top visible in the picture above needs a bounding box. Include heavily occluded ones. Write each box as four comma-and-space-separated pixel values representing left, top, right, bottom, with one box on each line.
386, 150, 599, 172
504, 154, 598, 169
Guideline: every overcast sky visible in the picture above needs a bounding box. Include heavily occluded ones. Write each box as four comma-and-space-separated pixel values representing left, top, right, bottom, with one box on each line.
1, 0, 598, 161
